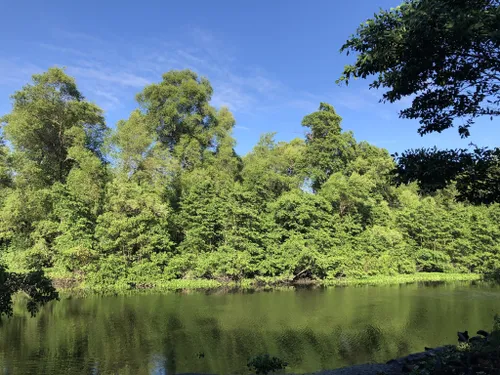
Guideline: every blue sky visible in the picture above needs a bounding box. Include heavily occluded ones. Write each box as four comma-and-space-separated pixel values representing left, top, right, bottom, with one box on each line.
1, 0, 498, 155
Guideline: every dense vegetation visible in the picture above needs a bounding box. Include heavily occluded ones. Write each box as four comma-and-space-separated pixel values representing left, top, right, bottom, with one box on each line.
0, 67, 499, 292
0, 264, 58, 318
394, 146, 500, 204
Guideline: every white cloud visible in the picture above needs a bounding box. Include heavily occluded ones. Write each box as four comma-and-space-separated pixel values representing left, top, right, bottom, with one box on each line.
211, 83, 255, 112
336, 92, 374, 110
334, 89, 394, 120
54, 29, 106, 44
0, 59, 43, 86
189, 27, 235, 64
2, 26, 318, 119
39, 43, 88, 58
90, 89, 121, 110
227, 72, 283, 96
67, 66, 150, 88
176, 50, 207, 66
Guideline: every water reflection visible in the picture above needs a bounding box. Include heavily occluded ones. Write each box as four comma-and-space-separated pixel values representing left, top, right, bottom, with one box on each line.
1, 282, 499, 374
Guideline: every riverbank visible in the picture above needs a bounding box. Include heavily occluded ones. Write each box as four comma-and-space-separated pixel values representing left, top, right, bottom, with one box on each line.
322, 272, 480, 286
305, 346, 453, 375
53, 272, 481, 295
180, 344, 482, 375
307, 315, 500, 375
308, 334, 499, 375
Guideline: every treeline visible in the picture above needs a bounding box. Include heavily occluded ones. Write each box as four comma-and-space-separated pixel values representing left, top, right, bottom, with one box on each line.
0, 68, 499, 289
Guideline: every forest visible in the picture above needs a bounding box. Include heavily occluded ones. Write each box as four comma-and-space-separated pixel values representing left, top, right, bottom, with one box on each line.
0, 66, 499, 294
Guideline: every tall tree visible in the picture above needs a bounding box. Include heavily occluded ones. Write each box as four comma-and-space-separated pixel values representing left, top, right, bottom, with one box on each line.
320, 172, 377, 226
301, 103, 357, 190
136, 69, 217, 169
339, 0, 500, 137
1, 67, 107, 186
95, 177, 173, 262
0, 68, 108, 271
177, 132, 241, 262
96, 107, 175, 268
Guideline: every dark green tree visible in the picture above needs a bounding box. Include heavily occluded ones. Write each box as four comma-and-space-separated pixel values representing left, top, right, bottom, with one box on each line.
395, 146, 500, 204
0, 264, 58, 318
339, 0, 500, 137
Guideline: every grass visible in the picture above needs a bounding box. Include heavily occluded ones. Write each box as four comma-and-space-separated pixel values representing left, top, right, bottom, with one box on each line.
52, 272, 481, 296
322, 272, 481, 286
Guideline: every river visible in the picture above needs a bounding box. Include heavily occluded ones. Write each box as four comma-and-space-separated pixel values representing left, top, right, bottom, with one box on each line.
1, 281, 499, 374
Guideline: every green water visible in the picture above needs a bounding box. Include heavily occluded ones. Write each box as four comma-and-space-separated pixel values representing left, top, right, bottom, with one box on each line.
1, 282, 500, 375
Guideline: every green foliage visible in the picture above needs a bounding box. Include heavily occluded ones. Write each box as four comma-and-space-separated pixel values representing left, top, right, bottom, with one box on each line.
301, 103, 357, 190
321, 172, 377, 226
339, 0, 500, 137
0, 67, 107, 186
96, 177, 173, 262
395, 146, 500, 204
242, 134, 306, 200
0, 67, 498, 293
136, 69, 216, 169
0, 263, 58, 318
0, 136, 12, 189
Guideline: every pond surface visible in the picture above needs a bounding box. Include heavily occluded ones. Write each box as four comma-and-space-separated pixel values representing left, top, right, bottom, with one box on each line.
1, 282, 500, 375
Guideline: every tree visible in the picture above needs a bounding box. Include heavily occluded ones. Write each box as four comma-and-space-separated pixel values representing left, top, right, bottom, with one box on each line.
347, 141, 396, 202
395, 192, 454, 272
2, 66, 500, 290
0, 68, 108, 273
100, 108, 178, 263
301, 103, 357, 190
136, 69, 217, 169
95, 177, 173, 262
0, 264, 58, 318
356, 225, 415, 275
1, 67, 107, 186
268, 190, 335, 279
394, 147, 470, 194
242, 134, 306, 200
457, 147, 500, 204
0, 136, 12, 189
112, 110, 157, 179
215, 185, 268, 279
339, 0, 500, 137
320, 172, 377, 226
395, 146, 500, 204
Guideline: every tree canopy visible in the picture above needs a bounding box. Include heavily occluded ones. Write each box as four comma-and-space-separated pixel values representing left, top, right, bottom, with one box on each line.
394, 146, 500, 204
0, 264, 58, 318
338, 0, 500, 137
0, 67, 499, 297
